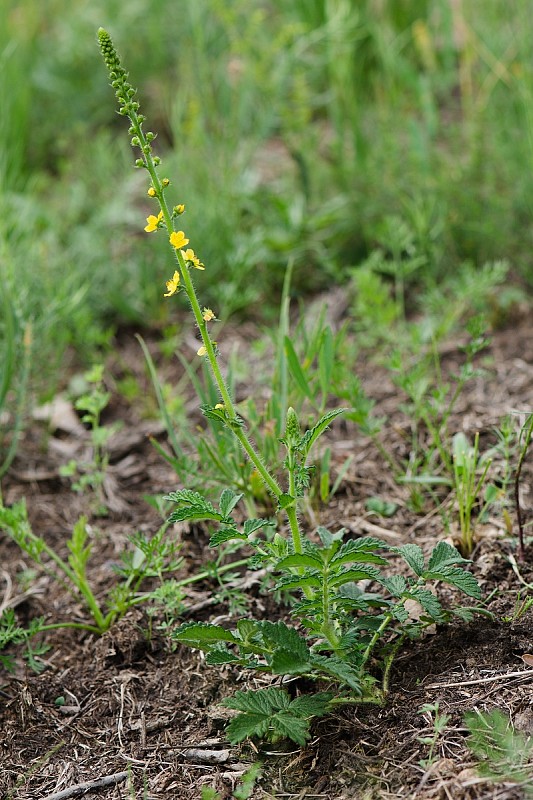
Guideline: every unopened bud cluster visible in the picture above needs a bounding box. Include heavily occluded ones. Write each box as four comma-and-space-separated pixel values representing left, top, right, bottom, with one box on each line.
97, 28, 157, 168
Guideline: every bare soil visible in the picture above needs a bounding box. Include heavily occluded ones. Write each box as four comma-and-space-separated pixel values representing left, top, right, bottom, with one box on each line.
2, 310, 533, 800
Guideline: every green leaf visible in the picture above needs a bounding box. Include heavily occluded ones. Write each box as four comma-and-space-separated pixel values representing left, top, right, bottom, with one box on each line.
206, 647, 241, 665
289, 692, 334, 718
219, 489, 242, 519
200, 404, 228, 424
310, 655, 362, 693
271, 648, 311, 674
274, 575, 321, 592
380, 575, 407, 597
427, 541, 471, 571
243, 518, 273, 536
329, 566, 381, 587
173, 622, 238, 648
424, 567, 481, 599
209, 528, 248, 547
225, 712, 272, 744
278, 493, 295, 510
276, 553, 323, 570
225, 686, 290, 714
270, 713, 310, 746
165, 490, 222, 523
283, 336, 313, 400
329, 537, 388, 567
365, 497, 398, 517
300, 408, 348, 458
259, 621, 309, 656
223, 687, 322, 746
406, 588, 445, 622
393, 544, 425, 576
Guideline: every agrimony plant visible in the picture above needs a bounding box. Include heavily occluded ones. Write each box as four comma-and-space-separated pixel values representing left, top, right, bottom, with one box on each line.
97, 28, 482, 747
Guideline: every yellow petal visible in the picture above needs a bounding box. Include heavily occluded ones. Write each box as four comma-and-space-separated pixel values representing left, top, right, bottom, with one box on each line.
163, 271, 180, 297
197, 345, 207, 357
170, 231, 189, 249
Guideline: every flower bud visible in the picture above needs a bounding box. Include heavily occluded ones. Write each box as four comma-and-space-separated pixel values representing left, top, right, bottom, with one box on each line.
147, 187, 156, 198
162, 178, 170, 187
285, 407, 301, 444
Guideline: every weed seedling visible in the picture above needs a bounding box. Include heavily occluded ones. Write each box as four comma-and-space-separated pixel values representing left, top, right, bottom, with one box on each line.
465, 709, 533, 793
59, 364, 121, 515
417, 702, 451, 768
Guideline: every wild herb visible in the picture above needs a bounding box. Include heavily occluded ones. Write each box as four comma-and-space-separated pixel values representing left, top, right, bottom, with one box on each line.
96, 27, 483, 746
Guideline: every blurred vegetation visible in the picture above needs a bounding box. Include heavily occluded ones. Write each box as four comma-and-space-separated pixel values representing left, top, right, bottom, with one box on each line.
1, 0, 533, 464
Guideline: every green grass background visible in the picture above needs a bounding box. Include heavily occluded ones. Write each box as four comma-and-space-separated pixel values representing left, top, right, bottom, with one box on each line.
1, 0, 533, 466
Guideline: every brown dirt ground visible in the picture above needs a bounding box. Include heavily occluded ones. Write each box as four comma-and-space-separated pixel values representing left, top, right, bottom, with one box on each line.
2, 308, 533, 800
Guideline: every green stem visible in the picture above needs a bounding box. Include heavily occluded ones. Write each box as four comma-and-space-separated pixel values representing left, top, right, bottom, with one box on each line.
129, 101, 307, 552
360, 612, 393, 672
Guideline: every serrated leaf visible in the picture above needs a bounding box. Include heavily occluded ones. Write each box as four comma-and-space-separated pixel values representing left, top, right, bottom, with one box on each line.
206, 647, 240, 665
427, 541, 471, 571
424, 567, 481, 599
200, 404, 228, 424
300, 408, 348, 457
271, 648, 311, 674
219, 489, 242, 519
393, 544, 425, 576
243, 518, 273, 536
209, 528, 248, 547
258, 621, 309, 657
274, 574, 321, 592
165, 490, 222, 523
390, 603, 409, 623
278, 493, 295, 510
329, 565, 381, 587
225, 687, 290, 714
225, 712, 271, 744
380, 575, 408, 597
276, 553, 323, 570
271, 712, 310, 746
289, 693, 334, 718
310, 655, 362, 692
329, 537, 388, 567
173, 622, 238, 648
407, 588, 445, 622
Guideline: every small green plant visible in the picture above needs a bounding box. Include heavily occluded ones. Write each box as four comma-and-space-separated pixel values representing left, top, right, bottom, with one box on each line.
172, 534, 480, 745
452, 432, 494, 556
0, 609, 49, 673
501, 590, 533, 624
59, 364, 121, 514
97, 28, 483, 748
417, 702, 451, 769
465, 709, 533, 794
0, 499, 182, 634
201, 762, 261, 800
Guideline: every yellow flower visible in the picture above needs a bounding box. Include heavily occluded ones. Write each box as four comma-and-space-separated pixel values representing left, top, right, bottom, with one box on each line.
174, 204, 185, 215
214, 403, 225, 410
181, 248, 205, 270
197, 345, 207, 357
147, 187, 156, 198
202, 308, 216, 322
169, 230, 189, 249
164, 270, 180, 297
144, 210, 163, 232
